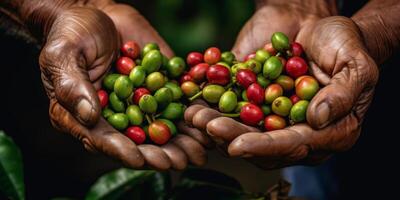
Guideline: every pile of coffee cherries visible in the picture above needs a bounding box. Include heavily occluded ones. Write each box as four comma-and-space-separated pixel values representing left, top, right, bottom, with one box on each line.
179, 32, 320, 131
98, 41, 187, 145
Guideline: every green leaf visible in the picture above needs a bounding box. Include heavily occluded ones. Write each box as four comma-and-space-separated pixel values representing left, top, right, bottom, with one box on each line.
141, 172, 171, 200
180, 168, 243, 190
169, 168, 255, 200
116, 171, 170, 200
0, 131, 25, 200
85, 168, 155, 200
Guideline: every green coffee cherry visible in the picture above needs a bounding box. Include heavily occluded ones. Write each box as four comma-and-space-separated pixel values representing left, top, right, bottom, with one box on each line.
161, 102, 185, 120
263, 56, 283, 80
255, 49, 271, 64
231, 63, 247, 74
202, 84, 225, 103
241, 90, 248, 101
290, 100, 309, 123
271, 32, 290, 52
146, 72, 166, 92
102, 108, 114, 119
114, 75, 133, 99
272, 96, 293, 117
164, 82, 183, 101
219, 91, 238, 113
261, 105, 271, 115
129, 67, 146, 87
161, 54, 169, 69
126, 105, 143, 125
167, 57, 186, 78
221, 51, 236, 65
139, 94, 158, 114
142, 49, 162, 74
141, 43, 159, 57
103, 73, 120, 91
245, 59, 262, 74
154, 87, 173, 109
257, 74, 271, 88
108, 113, 129, 130
109, 92, 125, 112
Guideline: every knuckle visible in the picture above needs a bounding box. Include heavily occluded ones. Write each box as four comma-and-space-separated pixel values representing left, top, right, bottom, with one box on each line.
286, 144, 310, 162
82, 137, 98, 153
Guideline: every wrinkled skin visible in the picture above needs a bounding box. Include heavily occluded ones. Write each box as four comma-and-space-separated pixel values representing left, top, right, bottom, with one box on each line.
39, 2, 208, 170
187, 12, 379, 168
232, 1, 337, 60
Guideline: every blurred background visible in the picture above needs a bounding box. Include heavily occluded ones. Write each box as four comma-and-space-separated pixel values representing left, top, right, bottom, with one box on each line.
1, 0, 399, 199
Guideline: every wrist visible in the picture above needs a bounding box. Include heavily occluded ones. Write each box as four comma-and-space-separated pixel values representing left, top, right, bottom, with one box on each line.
352, 10, 400, 64
11, 0, 113, 41
19, 0, 74, 41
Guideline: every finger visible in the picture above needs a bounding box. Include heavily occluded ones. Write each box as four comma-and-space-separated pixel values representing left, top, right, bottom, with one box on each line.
177, 121, 213, 148
184, 104, 208, 126
40, 47, 101, 127
192, 108, 222, 130
231, 6, 299, 61
138, 145, 171, 171
102, 4, 174, 58
231, 16, 262, 61
307, 51, 379, 129
160, 143, 188, 170
172, 135, 207, 166
228, 113, 360, 162
206, 117, 260, 143
49, 100, 145, 168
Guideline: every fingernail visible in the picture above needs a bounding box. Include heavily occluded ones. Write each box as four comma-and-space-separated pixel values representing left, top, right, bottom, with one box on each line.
315, 102, 330, 128
76, 98, 94, 124
241, 153, 253, 158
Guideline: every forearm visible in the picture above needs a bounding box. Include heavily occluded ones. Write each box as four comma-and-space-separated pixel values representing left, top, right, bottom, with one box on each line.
352, 0, 400, 64
255, 0, 338, 17
0, 0, 111, 40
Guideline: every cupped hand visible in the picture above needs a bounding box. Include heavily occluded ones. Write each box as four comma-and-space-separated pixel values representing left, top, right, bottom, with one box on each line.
40, 3, 206, 170
186, 16, 379, 169
232, 0, 336, 60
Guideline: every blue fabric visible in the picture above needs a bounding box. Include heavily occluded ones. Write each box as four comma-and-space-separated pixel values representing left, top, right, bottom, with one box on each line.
282, 158, 339, 200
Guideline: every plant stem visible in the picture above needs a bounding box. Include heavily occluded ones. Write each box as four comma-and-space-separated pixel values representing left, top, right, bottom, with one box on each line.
286, 50, 293, 57
145, 114, 153, 124
221, 113, 240, 118
189, 91, 203, 102
225, 81, 236, 90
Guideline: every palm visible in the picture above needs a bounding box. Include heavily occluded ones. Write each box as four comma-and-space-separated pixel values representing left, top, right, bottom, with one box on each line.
297, 16, 379, 130
239, 16, 379, 169
102, 3, 174, 57
232, 5, 300, 60
232, 2, 334, 60
41, 5, 206, 170
41, 7, 119, 127
186, 16, 379, 169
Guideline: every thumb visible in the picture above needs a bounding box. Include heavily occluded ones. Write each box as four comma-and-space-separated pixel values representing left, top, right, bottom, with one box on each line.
49, 100, 145, 168
307, 52, 379, 129
40, 43, 101, 127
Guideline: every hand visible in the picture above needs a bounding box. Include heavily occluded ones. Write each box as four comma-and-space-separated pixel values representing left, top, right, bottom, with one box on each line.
186, 16, 379, 169
40, 3, 206, 170
232, 0, 336, 60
